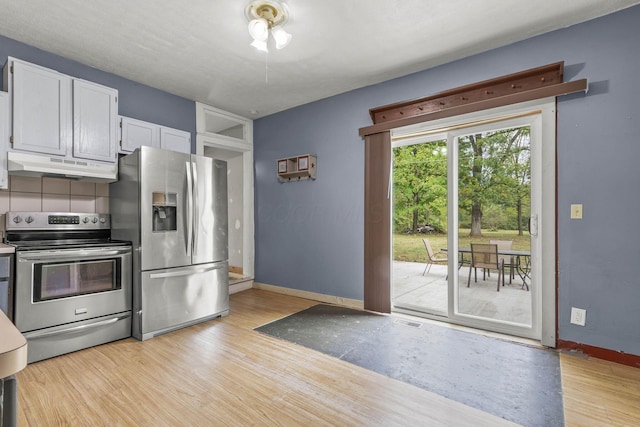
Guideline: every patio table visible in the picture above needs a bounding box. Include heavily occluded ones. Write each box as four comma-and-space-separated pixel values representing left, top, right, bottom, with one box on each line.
444, 247, 531, 291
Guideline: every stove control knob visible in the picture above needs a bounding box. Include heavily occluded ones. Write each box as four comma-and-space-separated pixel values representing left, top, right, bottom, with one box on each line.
92, 217, 98, 224
82, 217, 90, 223
25, 216, 34, 224
12, 215, 22, 224
99, 217, 107, 224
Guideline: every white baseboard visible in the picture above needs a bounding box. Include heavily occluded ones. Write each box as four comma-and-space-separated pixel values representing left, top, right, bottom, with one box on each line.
252, 282, 364, 310
230, 280, 254, 294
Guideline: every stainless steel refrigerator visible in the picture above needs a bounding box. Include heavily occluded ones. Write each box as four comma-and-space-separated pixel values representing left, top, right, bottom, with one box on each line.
110, 146, 229, 341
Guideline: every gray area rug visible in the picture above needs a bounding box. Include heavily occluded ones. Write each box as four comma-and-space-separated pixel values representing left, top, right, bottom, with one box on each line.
255, 304, 563, 427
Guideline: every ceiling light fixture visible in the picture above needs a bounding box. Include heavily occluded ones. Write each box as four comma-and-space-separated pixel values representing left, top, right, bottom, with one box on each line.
245, 0, 292, 52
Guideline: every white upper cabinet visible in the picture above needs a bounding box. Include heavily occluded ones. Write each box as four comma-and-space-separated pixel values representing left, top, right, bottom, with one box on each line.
72, 79, 118, 162
119, 115, 190, 154
0, 91, 9, 189
159, 126, 191, 154
119, 116, 160, 153
9, 59, 71, 156
4, 57, 118, 163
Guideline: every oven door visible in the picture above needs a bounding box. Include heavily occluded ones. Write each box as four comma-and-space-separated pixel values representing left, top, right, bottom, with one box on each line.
14, 246, 132, 333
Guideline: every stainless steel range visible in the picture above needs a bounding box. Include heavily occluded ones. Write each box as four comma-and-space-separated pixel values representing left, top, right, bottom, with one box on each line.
4, 212, 132, 363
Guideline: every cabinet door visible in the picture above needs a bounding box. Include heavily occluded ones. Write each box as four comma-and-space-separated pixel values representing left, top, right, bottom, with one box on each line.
73, 79, 118, 162
120, 116, 160, 153
0, 280, 10, 318
0, 255, 10, 318
11, 59, 71, 156
0, 92, 8, 189
160, 126, 191, 154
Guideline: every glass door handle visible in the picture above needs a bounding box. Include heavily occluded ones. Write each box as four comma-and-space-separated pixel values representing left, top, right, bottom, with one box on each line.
530, 214, 538, 237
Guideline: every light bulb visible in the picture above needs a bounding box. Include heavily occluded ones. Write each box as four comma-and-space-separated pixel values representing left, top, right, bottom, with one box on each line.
250, 38, 269, 52
248, 18, 269, 42
271, 25, 292, 49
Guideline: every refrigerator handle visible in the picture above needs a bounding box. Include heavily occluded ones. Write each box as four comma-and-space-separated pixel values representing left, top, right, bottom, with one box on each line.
185, 161, 193, 256
192, 161, 199, 256
148, 263, 225, 279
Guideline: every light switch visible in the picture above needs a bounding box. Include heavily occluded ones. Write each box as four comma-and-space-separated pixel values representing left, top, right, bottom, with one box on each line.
570, 204, 583, 219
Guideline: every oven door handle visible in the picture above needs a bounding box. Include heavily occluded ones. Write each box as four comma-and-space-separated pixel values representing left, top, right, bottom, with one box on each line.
23, 313, 131, 340
18, 247, 131, 261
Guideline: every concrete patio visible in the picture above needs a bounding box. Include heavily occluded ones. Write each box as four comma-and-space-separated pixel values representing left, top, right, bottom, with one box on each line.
392, 261, 532, 325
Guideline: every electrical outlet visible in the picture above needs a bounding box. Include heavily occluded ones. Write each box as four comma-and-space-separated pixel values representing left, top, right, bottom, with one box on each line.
570, 204, 583, 219
570, 307, 586, 326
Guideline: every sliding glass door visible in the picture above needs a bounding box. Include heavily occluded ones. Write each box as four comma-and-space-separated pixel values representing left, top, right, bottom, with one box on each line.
392, 100, 556, 342
448, 115, 540, 339
392, 134, 448, 316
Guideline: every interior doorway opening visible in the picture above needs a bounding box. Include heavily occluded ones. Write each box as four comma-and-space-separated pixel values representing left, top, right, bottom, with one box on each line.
203, 146, 253, 287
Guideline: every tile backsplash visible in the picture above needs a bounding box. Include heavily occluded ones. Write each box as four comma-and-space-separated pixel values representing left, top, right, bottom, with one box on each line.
0, 176, 109, 215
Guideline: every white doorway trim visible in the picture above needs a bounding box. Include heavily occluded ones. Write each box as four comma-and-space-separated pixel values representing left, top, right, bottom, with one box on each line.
195, 104, 255, 280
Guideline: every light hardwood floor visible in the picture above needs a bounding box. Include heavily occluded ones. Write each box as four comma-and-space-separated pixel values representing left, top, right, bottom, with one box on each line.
15, 289, 640, 426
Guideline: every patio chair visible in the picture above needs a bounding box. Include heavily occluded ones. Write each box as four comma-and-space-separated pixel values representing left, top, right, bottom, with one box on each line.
490, 239, 514, 284
467, 243, 504, 292
422, 238, 448, 275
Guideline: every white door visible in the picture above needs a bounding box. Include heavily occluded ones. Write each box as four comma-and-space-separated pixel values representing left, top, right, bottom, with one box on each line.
160, 126, 191, 154
447, 114, 542, 340
0, 92, 9, 188
72, 79, 118, 162
119, 116, 160, 153
11, 59, 71, 156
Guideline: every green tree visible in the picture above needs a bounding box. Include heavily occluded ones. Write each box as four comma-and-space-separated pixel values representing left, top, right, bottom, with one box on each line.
458, 127, 530, 236
393, 128, 530, 237
505, 128, 531, 235
393, 141, 447, 233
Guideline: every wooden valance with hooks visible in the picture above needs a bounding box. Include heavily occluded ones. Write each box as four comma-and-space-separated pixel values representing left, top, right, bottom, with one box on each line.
359, 61, 587, 137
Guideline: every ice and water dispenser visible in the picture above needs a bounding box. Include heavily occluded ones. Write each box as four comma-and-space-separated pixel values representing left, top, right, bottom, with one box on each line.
152, 192, 177, 232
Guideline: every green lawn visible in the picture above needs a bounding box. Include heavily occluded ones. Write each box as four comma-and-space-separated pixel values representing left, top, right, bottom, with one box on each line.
393, 230, 531, 262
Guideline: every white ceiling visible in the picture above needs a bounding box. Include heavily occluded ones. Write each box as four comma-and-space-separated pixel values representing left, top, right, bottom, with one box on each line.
1, 0, 638, 119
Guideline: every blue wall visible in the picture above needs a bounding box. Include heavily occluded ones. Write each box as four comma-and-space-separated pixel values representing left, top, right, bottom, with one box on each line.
254, 6, 640, 355
0, 35, 195, 150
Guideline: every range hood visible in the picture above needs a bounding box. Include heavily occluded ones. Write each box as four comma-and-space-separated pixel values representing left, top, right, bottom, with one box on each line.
7, 151, 118, 183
